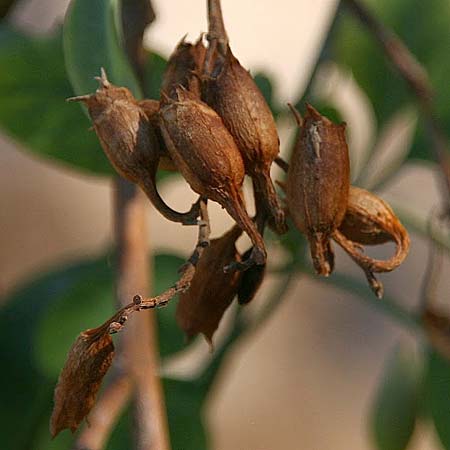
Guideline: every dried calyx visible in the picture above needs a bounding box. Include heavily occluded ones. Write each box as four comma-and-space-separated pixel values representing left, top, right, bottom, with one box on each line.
69, 69, 200, 224
201, 0, 286, 235
332, 186, 410, 298
159, 87, 267, 269
286, 103, 350, 276
176, 225, 242, 344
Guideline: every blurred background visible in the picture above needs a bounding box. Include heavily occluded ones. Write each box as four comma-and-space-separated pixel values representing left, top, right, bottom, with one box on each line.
1, 0, 450, 449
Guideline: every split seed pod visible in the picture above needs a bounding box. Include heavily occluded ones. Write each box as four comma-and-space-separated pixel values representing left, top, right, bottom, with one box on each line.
69, 70, 199, 224
161, 36, 206, 100
159, 87, 266, 267
176, 226, 242, 344
286, 104, 350, 276
332, 186, 410, 298
202, 46, 286, 234
237, 247, 266, 305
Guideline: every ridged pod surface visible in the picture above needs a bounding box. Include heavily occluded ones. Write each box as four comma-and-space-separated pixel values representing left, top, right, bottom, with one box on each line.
286, 104, 350, 276
159, 88, 266, 265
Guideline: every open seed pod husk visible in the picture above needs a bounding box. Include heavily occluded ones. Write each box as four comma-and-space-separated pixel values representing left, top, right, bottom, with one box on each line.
176, 226, 242, 344
286, 104, 350, 276
332, 186, 410, 298
159, 87, 266, 267
161, 36, 206, 100
69, 70, 200, 225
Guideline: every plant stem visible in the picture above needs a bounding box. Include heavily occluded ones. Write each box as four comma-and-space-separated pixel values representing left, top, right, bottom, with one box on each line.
114, 177, 171, 450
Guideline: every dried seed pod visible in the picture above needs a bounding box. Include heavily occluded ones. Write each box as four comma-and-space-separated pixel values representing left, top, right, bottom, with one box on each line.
202, 0, 285, 234
69, 70, 200, 224
286, 104, 350, 276
332, 187, 410, 298
139, 99, 177, 171
237, 247, 266, 305
159, 87, 266, 267
161, 36, 206, 100
176, 226, 242, 344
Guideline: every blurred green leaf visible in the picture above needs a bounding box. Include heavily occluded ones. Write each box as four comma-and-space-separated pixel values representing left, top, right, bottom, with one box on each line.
164, 378, 208, 450
0, 258, 105, 450
0, 25, 114, 175
334, 0, 450, 162
426, 350, 450, 449
64, 0, 141, 97
144, 50, 167, 99
370, 344, 422, 450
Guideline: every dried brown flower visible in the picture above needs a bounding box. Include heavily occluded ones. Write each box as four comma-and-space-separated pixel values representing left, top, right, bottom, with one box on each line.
286, 104, 350, 276
50, 326, 114, 437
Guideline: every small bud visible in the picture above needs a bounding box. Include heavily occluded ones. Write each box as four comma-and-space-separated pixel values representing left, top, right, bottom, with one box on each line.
69, 70, 200, 225
176, 226, 242, 343
286, 104, 350, 276
159, 88, 266, 267
332, 186, 410, 298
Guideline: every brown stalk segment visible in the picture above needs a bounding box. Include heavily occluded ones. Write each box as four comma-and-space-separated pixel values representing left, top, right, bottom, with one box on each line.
69, 71, 200, 225
159, 88, 266, 267
286, 104, 350, 276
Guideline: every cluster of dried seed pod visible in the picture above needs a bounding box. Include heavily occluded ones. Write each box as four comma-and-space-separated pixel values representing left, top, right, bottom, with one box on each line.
284, 104, 410, 298
70, 0, 410, 344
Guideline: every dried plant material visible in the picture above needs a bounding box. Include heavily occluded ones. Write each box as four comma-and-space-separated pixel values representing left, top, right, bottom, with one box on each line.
50, 326, 114, 437
423, 308, 450, 361
332, 187, 410, 297
69, 70, 199, 224
139, 99, 177, 172
203, 1, 285, 234
161, 36, 206, 100
237, 247, 266, 305
176, 226, 242, 343
339, 186, 404, 245
159, 88, 266, 268
286, 104, 350, 276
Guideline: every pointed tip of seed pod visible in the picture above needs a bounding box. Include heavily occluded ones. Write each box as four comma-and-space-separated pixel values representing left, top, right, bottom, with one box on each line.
66, 94, 91, 103
94, 67, 111, 89
176, 33, 189, 47
305, 103, 322, 120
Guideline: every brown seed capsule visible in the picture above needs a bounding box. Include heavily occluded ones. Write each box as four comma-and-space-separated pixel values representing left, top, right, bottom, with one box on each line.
161, 35, 206, 100
176, 226, 242, 344
202, 0, 286, 234
286, 104, 350, 276
69, 70, 199, 224
159, 87, 266, 267
332, 186, 410, 298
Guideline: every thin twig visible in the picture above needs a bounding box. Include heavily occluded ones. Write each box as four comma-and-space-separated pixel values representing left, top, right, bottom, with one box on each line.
114, 177, 171, 450
72, 374, 132, 450
344, 0, 450, 215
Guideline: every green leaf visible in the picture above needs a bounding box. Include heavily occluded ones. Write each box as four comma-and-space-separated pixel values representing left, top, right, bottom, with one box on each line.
370, 344, 422, 450
253, 72, 280, 118
63, 0, 141, 97
333, 0, 450, 162
144, 50, 167, 99
164, 378, 208, 450
426, 350, 450, 449
0, 25, 114, 174
0, 257, 105, 450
